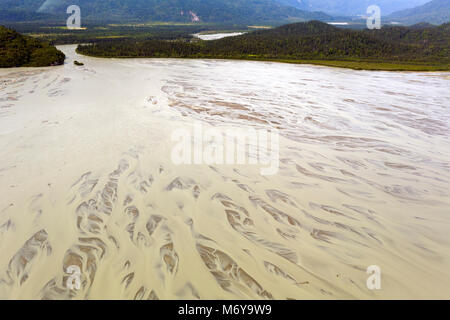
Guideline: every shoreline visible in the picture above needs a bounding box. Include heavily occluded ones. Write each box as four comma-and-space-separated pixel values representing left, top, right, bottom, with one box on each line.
76, 49, 450, 72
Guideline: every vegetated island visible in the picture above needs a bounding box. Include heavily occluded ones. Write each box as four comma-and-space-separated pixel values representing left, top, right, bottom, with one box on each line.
77, 21, 450, 71
0, 25, 65, 68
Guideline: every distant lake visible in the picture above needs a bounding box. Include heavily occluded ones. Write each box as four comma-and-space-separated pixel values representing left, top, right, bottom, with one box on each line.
327, 22, 349, 26
193, 32, 245, 40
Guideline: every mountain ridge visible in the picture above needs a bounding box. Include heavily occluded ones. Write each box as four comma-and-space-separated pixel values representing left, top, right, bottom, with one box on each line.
0, 0, 332, 24
387, 0, 450, 25
274, 0, 430, 16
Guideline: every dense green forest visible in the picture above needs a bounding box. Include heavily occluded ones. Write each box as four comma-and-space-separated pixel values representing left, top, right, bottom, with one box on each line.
77, 21, 449, 70
364, 22, 449, 60
0, 25, 65, 67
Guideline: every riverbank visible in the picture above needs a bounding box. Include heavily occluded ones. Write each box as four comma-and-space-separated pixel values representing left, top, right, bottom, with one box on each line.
76, 49, 450, 71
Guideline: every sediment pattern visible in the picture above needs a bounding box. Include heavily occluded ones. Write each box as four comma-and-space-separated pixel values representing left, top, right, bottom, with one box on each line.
0, 46, 449, 299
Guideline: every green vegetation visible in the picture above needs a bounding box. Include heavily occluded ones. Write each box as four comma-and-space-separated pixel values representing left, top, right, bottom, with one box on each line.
0, 25, 65, 67
74, 60, 84, 66
77, 21, 450, 71
5, 22, 251, 45
365, 23, 449, 61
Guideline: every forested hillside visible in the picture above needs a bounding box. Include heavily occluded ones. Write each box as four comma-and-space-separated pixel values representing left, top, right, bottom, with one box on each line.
0, 0, 331, 24
0, 25, 65, 67
365, 22, 449, 59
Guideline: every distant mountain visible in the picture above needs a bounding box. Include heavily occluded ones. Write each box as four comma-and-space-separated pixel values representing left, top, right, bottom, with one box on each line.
387, 0, 450, 25
0, 25, 65, 67
275, 0, 431, 16
0, 0, 331, 24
